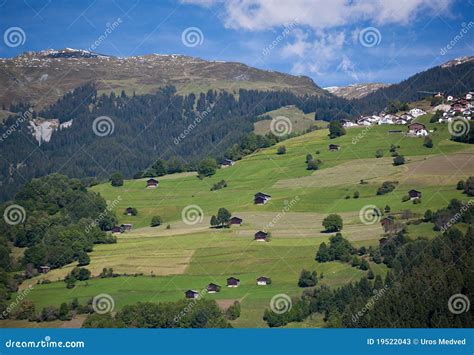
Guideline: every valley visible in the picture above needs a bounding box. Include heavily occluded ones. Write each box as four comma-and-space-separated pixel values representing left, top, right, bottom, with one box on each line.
6, 110, 473, 328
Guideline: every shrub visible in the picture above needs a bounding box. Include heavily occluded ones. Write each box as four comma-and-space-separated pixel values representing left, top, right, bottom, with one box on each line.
307, 159, 322, 170
423, 136, 433, 148
150, 216, 162, 227
110, 172, 123, 187
375, 149, 384, 158
298, 269, 318, 287
225, 301, 241, 320
197, 158, 218, 177
376, 181, 398, 195
277, 146, 286, 155
328, 121, 346, 139
210, 180, 227, 191
393, 155, 405, 166
464, 177, 474, 196
322, 214, 343, 232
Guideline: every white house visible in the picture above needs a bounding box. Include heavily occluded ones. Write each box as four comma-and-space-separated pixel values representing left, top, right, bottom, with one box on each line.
407, 123, 428, 137
256, 276, 271, 286
356, 117, 372, 126
408, 108, 426, 118
341, 119, 358, 128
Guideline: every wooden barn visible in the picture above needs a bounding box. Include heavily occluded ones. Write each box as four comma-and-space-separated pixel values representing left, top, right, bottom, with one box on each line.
111, 226, 123, 234
146, 178, 159, 188
226, 277, 240, 288
328, 144, 341, 151
256, 276, 271, 286
221, 158, 235, 167
185, 290, 200, 299
408, 189, 422, 200
229, 217, 243, 226
38, 265, 50, 274
207, 283, 221, 293
254, 192, 272, 205
125, 207, 134, 216
121, 223, 133, 231
254, 231, 268, 241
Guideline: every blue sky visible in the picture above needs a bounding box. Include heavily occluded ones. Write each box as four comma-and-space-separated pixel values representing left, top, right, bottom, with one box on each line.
0, 0, 472, 87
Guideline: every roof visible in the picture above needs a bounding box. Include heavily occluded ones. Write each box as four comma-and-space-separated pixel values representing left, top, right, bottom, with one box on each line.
408, 122, 426, 130
257, 276, 270, 281
255, 192, 271, 198
255, 231, 268, 237
226, 277, 240, 282
146, 178, 158, 183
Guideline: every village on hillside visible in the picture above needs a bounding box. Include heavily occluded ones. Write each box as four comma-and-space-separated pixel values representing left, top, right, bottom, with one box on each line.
342, 91, 473, 137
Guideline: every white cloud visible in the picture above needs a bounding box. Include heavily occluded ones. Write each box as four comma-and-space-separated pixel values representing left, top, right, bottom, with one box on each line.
184, 0, 455, 84
184, 0, 453, 31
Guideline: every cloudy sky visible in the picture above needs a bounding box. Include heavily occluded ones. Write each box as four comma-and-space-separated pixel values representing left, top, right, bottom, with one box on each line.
0, 0, 472, 87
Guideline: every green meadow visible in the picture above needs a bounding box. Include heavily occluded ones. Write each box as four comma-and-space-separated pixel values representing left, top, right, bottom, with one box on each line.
14, 112, 474, 328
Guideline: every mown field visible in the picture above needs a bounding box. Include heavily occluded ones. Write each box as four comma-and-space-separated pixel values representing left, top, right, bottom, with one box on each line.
12, 112, 474, 328
253, 105, 327, 135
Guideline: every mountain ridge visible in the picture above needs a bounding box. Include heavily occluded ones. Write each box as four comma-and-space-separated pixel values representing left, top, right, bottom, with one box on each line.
0, 48, 325, 109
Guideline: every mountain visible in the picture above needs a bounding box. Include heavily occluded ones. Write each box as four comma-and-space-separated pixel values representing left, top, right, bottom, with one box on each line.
0, 50, 472, 202
0, 48, 325, 109
324, 83, 389, 99
354, 58, 474, 113
440, 55, 474, 68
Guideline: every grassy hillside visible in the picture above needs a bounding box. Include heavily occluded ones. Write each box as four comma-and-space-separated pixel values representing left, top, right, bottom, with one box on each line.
16, 114, 474, 328
254, 105, 326, 135
92, 114, 471, 228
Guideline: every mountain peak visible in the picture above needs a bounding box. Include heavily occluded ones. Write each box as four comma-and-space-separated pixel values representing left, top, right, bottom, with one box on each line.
440, 56, 474, 68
